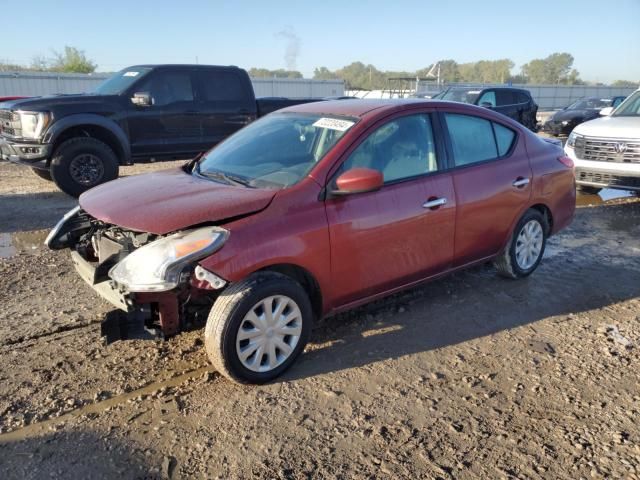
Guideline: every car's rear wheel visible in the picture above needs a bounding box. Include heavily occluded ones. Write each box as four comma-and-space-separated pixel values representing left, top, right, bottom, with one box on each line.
495, 209, 547, 279
204, 272, 312, 384
31, 168, 52, 181
50, 137, 119, 197
577, 185, 602, 195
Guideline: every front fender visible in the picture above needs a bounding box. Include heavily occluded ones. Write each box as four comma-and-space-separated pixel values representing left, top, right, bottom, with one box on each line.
43, 114, 131, 164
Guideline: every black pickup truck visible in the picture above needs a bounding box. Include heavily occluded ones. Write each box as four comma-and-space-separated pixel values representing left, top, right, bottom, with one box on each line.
0, 65, 322, 196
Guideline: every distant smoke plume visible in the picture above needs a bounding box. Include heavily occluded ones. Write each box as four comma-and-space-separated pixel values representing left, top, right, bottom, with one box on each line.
276, 26, 300, 71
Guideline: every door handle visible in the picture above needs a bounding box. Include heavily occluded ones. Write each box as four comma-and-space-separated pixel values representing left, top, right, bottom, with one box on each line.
512, 177, 530, 188
422, 197, 447, 209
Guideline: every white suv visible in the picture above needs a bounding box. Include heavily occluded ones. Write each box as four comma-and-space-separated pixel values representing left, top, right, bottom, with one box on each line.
564, 88, 640, 193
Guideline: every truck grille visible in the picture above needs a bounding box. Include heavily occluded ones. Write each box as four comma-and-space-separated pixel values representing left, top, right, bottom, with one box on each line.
576, 137, 640, 164
0, 109, 21, 138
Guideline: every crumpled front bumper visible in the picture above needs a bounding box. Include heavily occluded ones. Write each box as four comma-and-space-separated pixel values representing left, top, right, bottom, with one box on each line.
71, 250, 181, 343
0, 136, 51, 169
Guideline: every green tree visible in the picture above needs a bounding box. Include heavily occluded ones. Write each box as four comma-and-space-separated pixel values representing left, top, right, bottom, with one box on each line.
612, 79, 639, 87
521, 53, 579, 84
417, 59, 460, 83
334, 62, 386, 89
313, 67, 339, 80
248, 67, 302, 78
48, 46, 96, 73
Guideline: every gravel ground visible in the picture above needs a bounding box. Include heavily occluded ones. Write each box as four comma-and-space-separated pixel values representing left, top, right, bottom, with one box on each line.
0, 161, 639, 479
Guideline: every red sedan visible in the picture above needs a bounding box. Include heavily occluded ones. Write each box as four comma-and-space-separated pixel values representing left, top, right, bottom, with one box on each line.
47, 99, 576, 383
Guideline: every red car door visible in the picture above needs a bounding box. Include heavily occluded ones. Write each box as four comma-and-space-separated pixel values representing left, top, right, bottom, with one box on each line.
441, 110, 532, 266
324, 112, 456, 308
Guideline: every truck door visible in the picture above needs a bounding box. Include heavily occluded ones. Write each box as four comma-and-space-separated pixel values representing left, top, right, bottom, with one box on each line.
126, 67, 202, 158
195, 69, 257, 151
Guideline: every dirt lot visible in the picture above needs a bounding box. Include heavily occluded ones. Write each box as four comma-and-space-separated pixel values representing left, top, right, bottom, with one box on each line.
0, 161, 639, 479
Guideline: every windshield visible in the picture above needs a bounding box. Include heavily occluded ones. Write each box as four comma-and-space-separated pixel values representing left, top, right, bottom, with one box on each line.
196, 113, 357, 188
439, 88, 480, 104
93, 67, 152, 95
613, 91, 640, 117
566, 97, 610, 111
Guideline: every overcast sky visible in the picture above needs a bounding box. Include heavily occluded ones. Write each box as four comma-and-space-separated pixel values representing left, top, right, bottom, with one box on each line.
3, 0, 639, 83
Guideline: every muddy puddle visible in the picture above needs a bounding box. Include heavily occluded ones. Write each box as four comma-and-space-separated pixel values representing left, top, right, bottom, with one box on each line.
0, 230, 48, 259
576, 188, 636, 207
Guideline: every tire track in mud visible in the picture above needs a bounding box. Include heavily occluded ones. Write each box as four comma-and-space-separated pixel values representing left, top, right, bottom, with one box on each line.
0, 320, 101, 349
0, 365, 215, 443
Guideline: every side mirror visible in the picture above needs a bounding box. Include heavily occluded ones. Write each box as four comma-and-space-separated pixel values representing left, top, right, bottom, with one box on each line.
599, 106, 614, 116
480, 102, 493, 108
332, 168, 383, 196
131, 92, 152, 107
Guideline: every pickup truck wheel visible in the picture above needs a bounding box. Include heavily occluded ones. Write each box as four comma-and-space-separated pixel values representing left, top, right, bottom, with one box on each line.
31, 168, 52, 181
577, 185, 602, 195
50, 137, 119, 197
494, 209, 547, 279
205, 272, 312, 384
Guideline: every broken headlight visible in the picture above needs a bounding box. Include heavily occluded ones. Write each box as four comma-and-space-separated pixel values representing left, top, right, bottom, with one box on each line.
109, 226, 229, 292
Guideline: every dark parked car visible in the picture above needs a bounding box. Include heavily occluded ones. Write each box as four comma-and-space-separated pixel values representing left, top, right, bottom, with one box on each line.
47, 99, 576, 384
433, 87, 538, 131
0, 65, 320, 196
542, 97, 624, 136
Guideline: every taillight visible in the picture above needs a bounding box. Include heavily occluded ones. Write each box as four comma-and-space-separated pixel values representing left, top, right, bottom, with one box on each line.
558, 155, 574, 168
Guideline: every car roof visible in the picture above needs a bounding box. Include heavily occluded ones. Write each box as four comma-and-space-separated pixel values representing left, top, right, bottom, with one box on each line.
278, 98, 499, 119
124, 64, 242, 70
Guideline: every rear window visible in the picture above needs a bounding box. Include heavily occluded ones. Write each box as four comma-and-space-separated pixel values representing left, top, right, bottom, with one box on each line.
445, 114, 497, 165
495, 90, 516, 106
494, 123, 516, 156
444, 113, 516, 166
199, 71, 248, 103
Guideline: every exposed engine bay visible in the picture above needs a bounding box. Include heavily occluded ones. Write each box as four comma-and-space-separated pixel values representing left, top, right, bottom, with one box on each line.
47, 208, 221, 343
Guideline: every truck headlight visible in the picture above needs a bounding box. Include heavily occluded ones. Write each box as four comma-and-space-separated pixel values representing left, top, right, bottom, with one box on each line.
18, 111, 51, 139
567, 132, 584, 148
109, 226, 229, 292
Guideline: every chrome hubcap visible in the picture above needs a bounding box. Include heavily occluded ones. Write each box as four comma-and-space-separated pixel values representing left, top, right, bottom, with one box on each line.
236, 295, 302, 373
515, 220, 543, 270
69, 154, 104, 186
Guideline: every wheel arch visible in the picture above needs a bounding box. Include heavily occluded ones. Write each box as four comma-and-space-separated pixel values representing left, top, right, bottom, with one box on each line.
44, 115, 131, 165
528, 202, 554, 235
256, 263, 323, 321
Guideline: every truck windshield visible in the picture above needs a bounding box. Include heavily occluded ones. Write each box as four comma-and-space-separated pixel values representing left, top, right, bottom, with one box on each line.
613, 91, 640, 117
196, 113, 357, 188
93, 67, 152, 95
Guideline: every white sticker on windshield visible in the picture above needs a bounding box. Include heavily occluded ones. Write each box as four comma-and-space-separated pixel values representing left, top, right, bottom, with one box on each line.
313, 118, 354, 131
123, 71, 140, 77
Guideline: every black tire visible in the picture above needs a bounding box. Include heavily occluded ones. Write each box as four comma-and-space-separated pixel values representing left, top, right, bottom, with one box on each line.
50, 137, 119, 197
205, 272, 313, 384
577, 185, 602, 195
494, 209, 547, 279
31, 168, 52, 181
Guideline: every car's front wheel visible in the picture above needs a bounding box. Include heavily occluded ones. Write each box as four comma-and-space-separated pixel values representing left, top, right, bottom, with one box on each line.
204, 272, 312, 384
495, 209, 547, 279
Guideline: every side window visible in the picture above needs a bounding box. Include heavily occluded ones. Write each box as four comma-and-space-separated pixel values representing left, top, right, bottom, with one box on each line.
517, 92, 531, 104
493, 123, 516, 156
477, 90, 496, 107
495, 90, 516, 106
445, 113, 498, 166
612, 97, 623, 108
340, 114, 438, 183
136, 70, 194, 107
199, 71, 248, 103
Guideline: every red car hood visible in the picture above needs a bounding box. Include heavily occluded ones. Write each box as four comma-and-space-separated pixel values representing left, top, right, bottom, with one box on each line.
79, 168, 276, 234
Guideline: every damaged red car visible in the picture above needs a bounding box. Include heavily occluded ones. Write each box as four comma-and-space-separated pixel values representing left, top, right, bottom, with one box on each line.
46, 99, 575, 384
